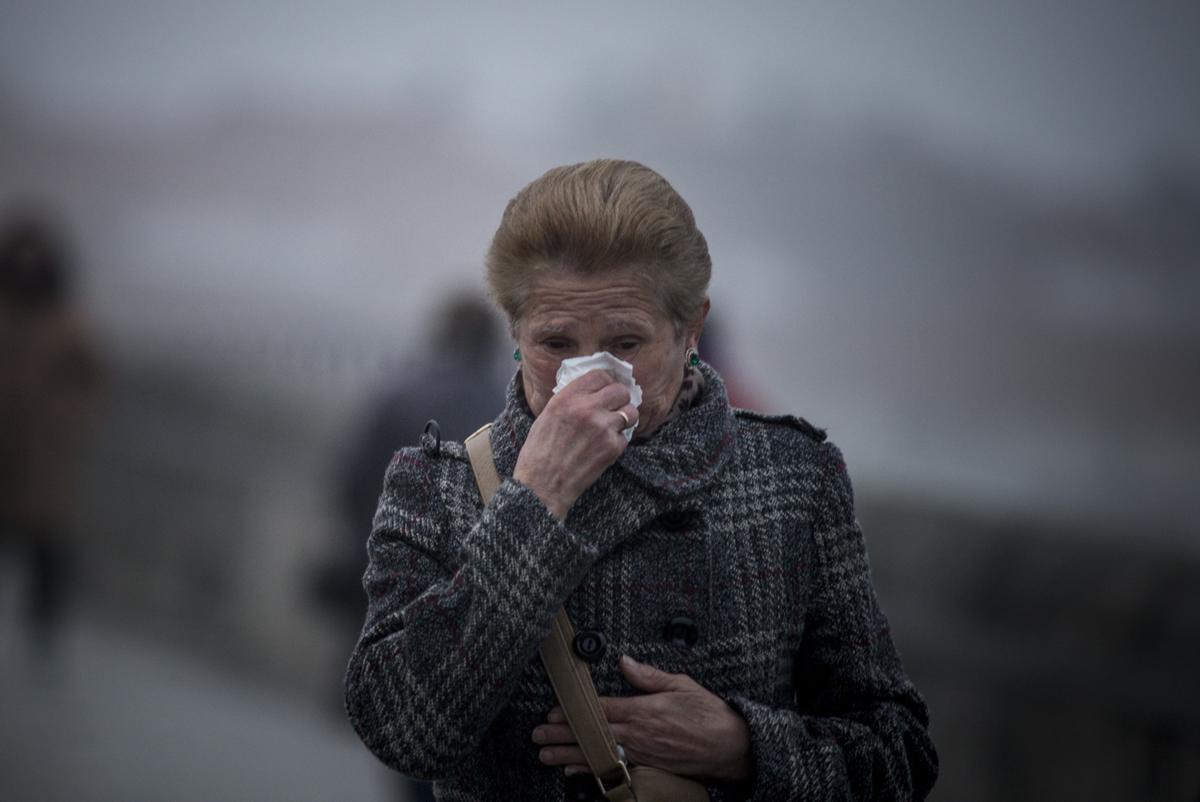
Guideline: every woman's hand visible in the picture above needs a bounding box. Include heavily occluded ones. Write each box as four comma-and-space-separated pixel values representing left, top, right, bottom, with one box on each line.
532, 655, 752, 782
513, 369, 639, 520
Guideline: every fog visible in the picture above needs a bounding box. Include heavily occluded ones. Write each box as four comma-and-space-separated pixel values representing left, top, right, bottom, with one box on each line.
2, 2, 1198, 800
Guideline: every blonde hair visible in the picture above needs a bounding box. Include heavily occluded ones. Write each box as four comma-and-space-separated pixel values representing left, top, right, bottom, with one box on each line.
484, 159, 711, 333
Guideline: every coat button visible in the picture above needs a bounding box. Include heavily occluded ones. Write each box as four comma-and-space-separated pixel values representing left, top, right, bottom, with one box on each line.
663, 616, 699, 648
659, 510, 694, 531
572, 629, 607, 663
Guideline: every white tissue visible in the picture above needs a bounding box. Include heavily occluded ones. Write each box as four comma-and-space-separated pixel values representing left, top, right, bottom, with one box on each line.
552, 351, 643, 442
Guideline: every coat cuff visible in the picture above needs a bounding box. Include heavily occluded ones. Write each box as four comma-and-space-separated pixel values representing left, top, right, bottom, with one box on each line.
724, 693, 834, 801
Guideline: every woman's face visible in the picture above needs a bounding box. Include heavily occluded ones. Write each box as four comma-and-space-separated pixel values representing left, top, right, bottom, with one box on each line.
514, 265, 706, 436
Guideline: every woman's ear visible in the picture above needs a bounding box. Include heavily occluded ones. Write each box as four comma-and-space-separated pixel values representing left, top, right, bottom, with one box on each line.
688, 297, 711, 350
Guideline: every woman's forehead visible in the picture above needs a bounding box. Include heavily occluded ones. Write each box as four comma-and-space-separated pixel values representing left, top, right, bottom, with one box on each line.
521, 271, 665, 330
525, 309, 659, 335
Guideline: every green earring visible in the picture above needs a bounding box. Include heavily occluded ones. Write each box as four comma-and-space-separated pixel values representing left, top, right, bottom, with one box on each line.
513, 347, 521, 361
685, 347, 700, 367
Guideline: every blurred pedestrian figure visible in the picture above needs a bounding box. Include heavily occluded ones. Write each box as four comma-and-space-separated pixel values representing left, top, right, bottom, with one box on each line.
314, 290, 507, 802
0, 213, 105, 655
337, 292, 510, 571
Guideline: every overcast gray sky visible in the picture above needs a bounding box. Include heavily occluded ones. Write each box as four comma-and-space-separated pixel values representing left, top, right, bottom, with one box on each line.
3, 1, 1198, 186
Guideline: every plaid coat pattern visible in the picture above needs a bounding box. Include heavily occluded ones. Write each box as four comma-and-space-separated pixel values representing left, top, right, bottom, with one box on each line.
345, 363, 937, 800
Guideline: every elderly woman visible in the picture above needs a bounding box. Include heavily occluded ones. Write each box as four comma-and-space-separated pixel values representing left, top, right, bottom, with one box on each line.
344, 160, 938, 801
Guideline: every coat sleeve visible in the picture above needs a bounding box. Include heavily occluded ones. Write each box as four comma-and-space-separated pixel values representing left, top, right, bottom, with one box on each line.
725, 441, 938, 801
343, 447, 600, 779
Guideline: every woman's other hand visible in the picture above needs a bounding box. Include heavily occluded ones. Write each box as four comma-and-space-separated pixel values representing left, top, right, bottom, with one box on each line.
532, 655, 752, 782
513, 369, 639, 520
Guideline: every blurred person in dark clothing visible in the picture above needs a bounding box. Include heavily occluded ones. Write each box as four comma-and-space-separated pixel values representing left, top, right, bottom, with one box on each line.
0, 214, 105, 653
315, 290, 507, 802
338, 293, 510, 565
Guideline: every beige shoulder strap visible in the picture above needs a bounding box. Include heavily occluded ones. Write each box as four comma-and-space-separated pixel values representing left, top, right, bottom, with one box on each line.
462, 424, 635, 800
464, 424, 502, 503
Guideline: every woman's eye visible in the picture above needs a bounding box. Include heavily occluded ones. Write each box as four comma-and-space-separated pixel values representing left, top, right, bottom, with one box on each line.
544, 340, 569, 351
614, 341, 639, 352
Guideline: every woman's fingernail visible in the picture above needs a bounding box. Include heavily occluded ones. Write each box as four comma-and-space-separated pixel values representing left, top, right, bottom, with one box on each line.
532, 728, 545, 744
564, 767, 580, 777
540, 748, 552, 763
621, 655, 638, 668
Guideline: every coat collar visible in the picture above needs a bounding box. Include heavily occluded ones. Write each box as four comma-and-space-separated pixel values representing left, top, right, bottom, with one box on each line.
487, 360, 736, 508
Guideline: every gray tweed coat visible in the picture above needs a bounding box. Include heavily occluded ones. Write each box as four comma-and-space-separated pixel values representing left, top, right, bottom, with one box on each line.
344, 363, 938, 801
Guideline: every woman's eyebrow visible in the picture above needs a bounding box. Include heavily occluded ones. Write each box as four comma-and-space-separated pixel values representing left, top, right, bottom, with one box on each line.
600, 312, 657, 328
529, 318, 651, 338
600, 317, 653, 334
530, 323, 573, 338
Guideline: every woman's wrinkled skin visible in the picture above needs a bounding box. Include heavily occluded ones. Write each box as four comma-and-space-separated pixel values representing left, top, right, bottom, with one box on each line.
510, 266, 749, 783
512, 265, 708, 521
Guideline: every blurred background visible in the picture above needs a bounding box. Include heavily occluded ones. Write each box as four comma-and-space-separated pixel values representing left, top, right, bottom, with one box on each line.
1, 2, 1198, 800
